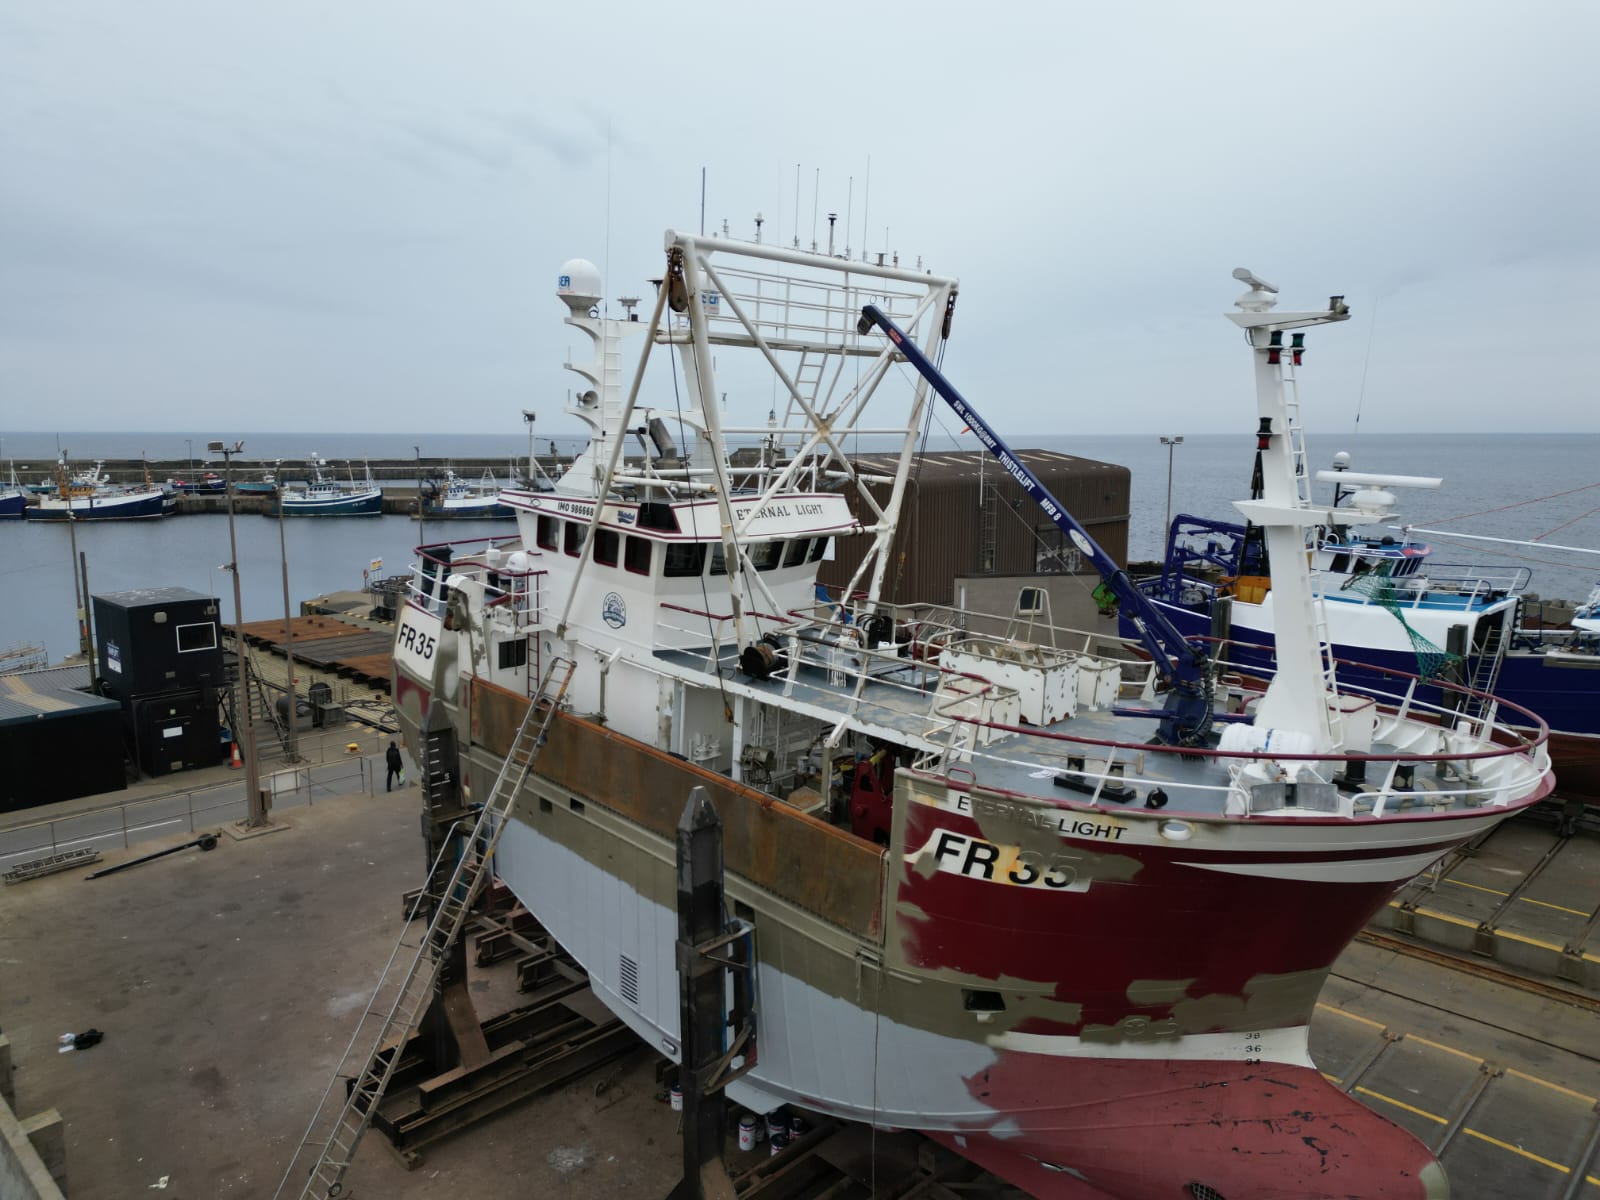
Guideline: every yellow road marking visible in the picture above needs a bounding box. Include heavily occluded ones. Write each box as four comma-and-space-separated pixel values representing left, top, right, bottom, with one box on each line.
1354, 1086, 1448, 1124
1461, 1128, 1580, 1175
1405, 1033, 1482, 1063
1494, 928, 1567, 953
1315, 1001, 1385, 1029
1441, 877, 1590, 918
1316, 1007, 1598, 1105
1503, 1068, 1598, 1105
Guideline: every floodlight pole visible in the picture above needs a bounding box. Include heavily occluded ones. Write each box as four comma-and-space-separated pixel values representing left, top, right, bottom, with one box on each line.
277, 480, 299, 764
1160, 435, 1185, 539
214, 440, 266, 827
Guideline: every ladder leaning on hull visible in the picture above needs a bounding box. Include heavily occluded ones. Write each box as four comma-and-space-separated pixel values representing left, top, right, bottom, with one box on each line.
274, 656, 577, 1200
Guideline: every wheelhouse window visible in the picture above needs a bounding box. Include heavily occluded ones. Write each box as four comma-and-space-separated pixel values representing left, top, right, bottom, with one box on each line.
664, 542, 707, 578
564, 522, 586, 557
624, 536, 653, 575
536, 515, 559, 551
709, 543, 728, 576
751, 541, 782, 572
808, 536, 831, 562
594, 527, 619, 567
782, 538, 811, 568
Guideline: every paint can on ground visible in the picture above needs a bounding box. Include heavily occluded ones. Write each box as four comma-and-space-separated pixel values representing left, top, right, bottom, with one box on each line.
670, 1085, 682, 1112
769, 1131, 789, 1157
789, 1112, 807, 1139
765, 1110, 786, 1142
737, 1116, 758, 1152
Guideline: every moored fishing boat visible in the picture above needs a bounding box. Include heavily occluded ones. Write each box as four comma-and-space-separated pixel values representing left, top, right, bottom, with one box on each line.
0, 461, 27, 518
275, 455, 382, 517
388, 241, 1551, 1199
235, 464, 280, 496
26, 456, 171, 521
1127, 462, 1600, 803
418, 467, 513, 519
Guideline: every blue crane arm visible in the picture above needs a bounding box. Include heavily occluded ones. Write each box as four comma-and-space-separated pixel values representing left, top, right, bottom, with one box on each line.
856, 303, 1212, 744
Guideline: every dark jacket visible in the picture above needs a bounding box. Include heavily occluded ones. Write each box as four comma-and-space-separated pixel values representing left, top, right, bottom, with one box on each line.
386, 744, 403, 771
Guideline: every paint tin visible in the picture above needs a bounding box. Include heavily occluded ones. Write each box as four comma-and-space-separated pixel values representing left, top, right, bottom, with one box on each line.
789, 1112, 807, 1139
766, 1110, 786, 1142
769, 1131, 789, 1157
669, 1085, 682, 1112
737, 1116, 757, 1152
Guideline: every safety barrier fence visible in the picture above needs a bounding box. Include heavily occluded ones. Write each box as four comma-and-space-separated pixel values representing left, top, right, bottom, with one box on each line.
0, 756, 378, 869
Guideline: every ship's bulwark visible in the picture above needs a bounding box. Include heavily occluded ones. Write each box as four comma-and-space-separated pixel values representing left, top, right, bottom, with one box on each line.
469, 677, 885, 936
464, 678, 1449, 1198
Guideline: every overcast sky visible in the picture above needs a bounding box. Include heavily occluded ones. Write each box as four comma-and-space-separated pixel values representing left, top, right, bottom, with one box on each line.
2, 2, 1596, 439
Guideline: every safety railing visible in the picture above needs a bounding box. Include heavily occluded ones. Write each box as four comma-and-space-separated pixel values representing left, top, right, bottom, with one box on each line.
0, 756, 376, 869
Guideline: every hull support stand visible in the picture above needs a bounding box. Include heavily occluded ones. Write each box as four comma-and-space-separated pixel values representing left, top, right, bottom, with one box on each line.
669, 786, 755, 1200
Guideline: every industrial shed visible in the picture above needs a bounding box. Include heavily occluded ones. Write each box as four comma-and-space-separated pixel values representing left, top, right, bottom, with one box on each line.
817, 449, 1131, 607
0, 664, 126, 813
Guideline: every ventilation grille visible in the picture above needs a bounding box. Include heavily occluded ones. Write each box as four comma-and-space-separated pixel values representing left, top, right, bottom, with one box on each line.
1188, 1185, 1226, 1200
619, 954, 639, 1006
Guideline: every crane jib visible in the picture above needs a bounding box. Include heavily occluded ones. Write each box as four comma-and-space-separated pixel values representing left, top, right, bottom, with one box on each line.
857, 303, 1213, 744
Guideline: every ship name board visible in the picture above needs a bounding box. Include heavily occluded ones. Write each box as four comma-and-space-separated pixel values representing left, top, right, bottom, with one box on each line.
732, 501, 828, 521
955, 792, 1127, 841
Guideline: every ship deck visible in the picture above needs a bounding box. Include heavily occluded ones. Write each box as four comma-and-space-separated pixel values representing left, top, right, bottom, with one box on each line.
655, 646, 1485, 820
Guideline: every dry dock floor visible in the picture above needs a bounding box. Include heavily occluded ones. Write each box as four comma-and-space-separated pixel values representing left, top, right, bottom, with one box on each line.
3, 790, 1599, 1198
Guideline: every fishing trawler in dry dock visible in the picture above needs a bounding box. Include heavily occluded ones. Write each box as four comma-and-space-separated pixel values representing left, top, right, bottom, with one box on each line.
391, 239, 1552, 1199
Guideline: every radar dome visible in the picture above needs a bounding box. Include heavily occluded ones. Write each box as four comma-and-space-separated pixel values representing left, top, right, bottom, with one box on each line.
557, 258, 603, 311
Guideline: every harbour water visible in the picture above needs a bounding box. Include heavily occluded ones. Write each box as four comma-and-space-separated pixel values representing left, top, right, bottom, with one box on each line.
2, 431, 1595, 663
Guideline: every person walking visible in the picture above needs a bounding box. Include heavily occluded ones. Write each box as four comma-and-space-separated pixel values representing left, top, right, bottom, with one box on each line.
386, 740, 405, 792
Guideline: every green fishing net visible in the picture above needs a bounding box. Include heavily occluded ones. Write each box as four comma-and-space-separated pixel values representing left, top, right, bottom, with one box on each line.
1339, 573, 1463, 681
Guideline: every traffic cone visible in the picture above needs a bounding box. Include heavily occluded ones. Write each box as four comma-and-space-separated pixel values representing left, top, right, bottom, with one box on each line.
229, 742, 242, 769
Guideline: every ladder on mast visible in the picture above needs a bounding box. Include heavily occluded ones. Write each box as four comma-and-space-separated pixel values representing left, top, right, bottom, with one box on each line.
275, 656, 577, 1199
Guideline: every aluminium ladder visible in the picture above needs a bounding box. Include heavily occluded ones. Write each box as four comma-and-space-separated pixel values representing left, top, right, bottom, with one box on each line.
275, 656, 577, 1199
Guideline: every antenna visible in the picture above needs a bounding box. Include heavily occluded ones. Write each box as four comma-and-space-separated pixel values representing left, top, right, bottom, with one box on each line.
793, 163, 801, 248
811, 168, 820, 251
844, 176, 853, 261
700, 167, 706, 236
754, 212, 763, 243
827, 213, 837, 257
861, 155, 871, 263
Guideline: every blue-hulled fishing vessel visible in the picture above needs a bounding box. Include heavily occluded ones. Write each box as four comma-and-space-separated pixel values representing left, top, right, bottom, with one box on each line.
276, 455, 382, 517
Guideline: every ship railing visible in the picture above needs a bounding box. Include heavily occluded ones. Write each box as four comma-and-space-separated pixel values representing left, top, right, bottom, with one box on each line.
656, 603, 801, 673
933, 645, 1549, 820
408, 536, 545, 629
689, 260, 932, 354
1328, 563, 1531, 609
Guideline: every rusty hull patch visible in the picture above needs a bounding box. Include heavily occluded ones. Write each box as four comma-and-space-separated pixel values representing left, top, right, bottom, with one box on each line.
470, 677, 886, 940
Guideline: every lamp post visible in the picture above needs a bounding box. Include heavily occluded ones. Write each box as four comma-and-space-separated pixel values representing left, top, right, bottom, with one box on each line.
415, 444, 424, 548
1160, 435, 1184, 539
277, 475, 299, 764
211, 439, 265, 828
185, 439, 193, 481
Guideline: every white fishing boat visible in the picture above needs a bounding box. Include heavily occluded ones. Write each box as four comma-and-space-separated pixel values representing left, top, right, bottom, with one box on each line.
419, 467, 513, 519
297, 237, 1562, 1200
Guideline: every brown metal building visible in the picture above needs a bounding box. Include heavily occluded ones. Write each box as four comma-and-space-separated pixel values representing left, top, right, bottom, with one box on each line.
817, 449, 1131, 607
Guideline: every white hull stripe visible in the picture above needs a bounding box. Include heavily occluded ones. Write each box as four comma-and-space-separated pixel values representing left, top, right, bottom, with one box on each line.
989, 1024, 1312, 1067
1175, 848, 1446, 883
